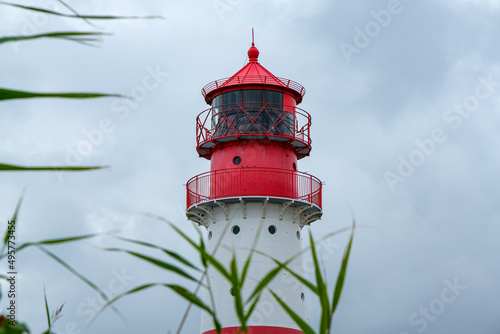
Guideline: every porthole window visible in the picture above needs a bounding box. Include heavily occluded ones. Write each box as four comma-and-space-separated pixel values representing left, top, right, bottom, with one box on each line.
301, 292, 305, 301
296, 231, 301, 240
208, 231, 212, 240
232, 225, 240, 235
233, 156, 241, 165
268, 225, 277, 235
292, 162, 297, 171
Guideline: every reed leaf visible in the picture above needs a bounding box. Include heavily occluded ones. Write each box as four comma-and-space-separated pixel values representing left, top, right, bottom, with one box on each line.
0, 87, 123, 100
1, 189, 24, 253
271, 291, 315, 334
44, 288, 51, 329
0, 1, 163, 20
14, 232, 105, 254
113, 236, 200, 271
0, 163, 106, 171
331, 221, 355, 315
166, 284, 222, 333
103, 248, 198, 282
0, 31, 108, 46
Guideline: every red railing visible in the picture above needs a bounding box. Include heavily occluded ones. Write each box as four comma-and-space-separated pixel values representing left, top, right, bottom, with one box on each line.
186, 168, 322, 209
201, 76, 306, 99
196, 103, 311, 157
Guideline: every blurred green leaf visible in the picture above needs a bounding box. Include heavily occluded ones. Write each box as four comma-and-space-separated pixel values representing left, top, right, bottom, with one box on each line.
166, 284, 222, 333
271, 291, 315, 334
103, 248, 199, 282
113, 236, 200, 271
331, 220, 355, 315
0, 31, 108, 46
13, 232, 105, 254
0, 1, 163, 20
2, 189, 24, 251
0, 88, 123, 100
0, 319, 30, 333
43, 288, 51, 330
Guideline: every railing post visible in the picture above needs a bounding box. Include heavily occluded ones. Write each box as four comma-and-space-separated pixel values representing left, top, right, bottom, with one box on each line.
309, 175, 313, 204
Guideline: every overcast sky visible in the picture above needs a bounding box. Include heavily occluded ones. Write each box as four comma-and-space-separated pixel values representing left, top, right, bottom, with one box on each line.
1, 0, 499, 333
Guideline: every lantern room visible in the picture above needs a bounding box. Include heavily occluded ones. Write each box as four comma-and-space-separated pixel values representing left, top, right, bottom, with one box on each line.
196, 41, 312, 162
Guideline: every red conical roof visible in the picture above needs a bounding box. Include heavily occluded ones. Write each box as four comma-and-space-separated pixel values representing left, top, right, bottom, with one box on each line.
201, 43, 306, 104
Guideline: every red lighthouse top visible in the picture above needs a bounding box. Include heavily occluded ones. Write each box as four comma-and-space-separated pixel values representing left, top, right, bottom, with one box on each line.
187, 36, 323, 222
201, 41, 305, 105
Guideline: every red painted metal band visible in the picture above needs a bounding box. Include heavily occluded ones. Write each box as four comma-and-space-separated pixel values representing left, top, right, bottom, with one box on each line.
203, 326, 303, 334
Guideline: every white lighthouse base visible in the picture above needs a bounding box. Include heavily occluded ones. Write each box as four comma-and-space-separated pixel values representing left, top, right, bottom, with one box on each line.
187, 198, 322, 334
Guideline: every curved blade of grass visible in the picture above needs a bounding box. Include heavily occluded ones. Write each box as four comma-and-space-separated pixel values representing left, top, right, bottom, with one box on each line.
44, 287, 51, 329
0, 163, 107, 171
54, 0, 95, 28
246, 262, 285, 303
0, 31, 107, 46
166, 284, 222, 333
2, 189, 24, 244
244, 295, 260, 323
229, 256, 246, 328
239, 219, 265, 289
13, 232, 106, 255
0, 88, 123, 100
0, 1, 163, 20
271, 291, 315, 334
103, 248, 198, 282
309, 232, 330, 332
113, 236, 200, 271
331, 221, 355, 315
167, 284, 212, 314
37, 246, 125, 323
1, 189, 25, 256
95, 283, 159, 324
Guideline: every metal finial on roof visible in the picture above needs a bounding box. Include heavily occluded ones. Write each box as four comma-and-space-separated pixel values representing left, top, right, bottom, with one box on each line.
252, 27, 255, 46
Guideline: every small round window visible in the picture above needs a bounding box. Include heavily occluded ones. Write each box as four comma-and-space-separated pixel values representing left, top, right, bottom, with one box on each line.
208, 231, 212, 240
232, 225, 240, 235
233, 156, 241, 165
296, 231, 301, 240
292, 162, 297, 171
268, 225, 277, 235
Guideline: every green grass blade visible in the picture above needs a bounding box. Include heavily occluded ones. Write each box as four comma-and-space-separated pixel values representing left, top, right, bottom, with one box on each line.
44, 287, 51, 329
331, 223, 355, 315
2, 189, 24, 246
53, 0, 95, 27
0, 1, 163, 20
276, 259, 318, 295
14, 232, 105, 254
38, 247, 102, 295
244, 295, 260, 323
271, 291, 315, 334
0, 163, 107, 171
1, 189, 25, 256
95, 283, 158, 323
166, 284, 213, 314
246, 263, 284, 303
229, 256, 245, 328
0, 87, 123, 100
113, 236, 200, 271
101, 283, 157, 308
103, 248, 198, 282
200, 248, 231, 280
37, 247, 125, 321
167, 284, 222, 333
0, 31, 107, 45
309, 232, 330, 332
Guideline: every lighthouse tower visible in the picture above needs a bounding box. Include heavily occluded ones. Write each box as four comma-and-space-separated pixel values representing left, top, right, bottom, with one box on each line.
186, 35, 323, 334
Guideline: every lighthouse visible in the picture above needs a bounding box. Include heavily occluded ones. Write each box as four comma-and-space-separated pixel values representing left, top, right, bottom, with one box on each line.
186, 34, 323, 334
